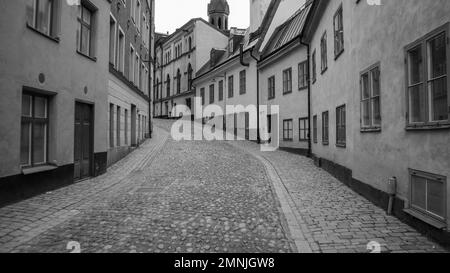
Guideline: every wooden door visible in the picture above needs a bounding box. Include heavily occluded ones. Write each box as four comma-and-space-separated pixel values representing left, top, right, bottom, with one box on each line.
74, 102, 93, 181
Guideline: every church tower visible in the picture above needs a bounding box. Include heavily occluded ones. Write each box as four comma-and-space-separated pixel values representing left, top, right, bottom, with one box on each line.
208, 0, 230, 30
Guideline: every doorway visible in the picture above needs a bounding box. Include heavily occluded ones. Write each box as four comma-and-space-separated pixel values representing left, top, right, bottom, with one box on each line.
131, 104, 137, 147
74, 102, 93, 181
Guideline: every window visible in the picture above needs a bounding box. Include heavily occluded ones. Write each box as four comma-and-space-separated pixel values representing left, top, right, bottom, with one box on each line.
268, 76, 275, 100
176, 69, 181, 94
136, 0, 141, 31
410, 169, 446, 222
77, 3, 95, 57
26, 0, 56, 37
322, 111, 329, 145
129, 45, 135, 81
117, 28, 125, 72
361, 65, 381, 130
298, 61, 308, 90
135, 54, 140, 86
200, 88, 205, 105
299, 118, 309, 141
239, 70, 246, 94
209, 84, 215, 104
109, 15, 117, 65
312, 50, 317, 83
166, 74, 171, 97
116, 106, 121, 146
283, 120, 293, 141
109, 104, 114, 148
406, 26, 449, 127
313, 115, 317, 144
21, 93, 49, 167
320, 32, 327, 73
219, 80, 224, 101
189, 37, 192, 51
283, 68, 292, 94
334, 5, 344, 58
125, 109, 128, 145
336, 105, 346, 146
187, 64, 193, 90
228, 75, 234, 98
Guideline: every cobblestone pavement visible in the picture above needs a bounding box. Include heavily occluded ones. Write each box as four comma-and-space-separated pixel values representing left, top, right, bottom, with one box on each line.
0, 119, 293, 253
229, 139, 447, 253
0, 119, 447, 253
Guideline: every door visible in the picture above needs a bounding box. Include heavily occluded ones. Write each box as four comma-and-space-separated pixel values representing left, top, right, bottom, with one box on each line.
74, 102, 93, 181
245, 112, 249, 140
131, 105, 137, 146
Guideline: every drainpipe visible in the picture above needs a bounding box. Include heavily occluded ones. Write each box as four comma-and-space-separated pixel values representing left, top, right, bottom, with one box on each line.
250, 50, 260, 144
300, 38, 312, 158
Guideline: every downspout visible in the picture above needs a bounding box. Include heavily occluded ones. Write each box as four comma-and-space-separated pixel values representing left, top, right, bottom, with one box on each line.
250, 50, 260, 144
300, 38, 312, 158
148, 0, 154, 138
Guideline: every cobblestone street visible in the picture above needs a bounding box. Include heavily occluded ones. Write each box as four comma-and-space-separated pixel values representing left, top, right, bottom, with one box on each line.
0, 119, 446, 253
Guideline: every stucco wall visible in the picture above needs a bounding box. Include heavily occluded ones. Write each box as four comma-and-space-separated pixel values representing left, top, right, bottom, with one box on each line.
0, 0, 110, 178
194, 54, 259, 141
259, 44, 309, 150
308, 0, 450, 226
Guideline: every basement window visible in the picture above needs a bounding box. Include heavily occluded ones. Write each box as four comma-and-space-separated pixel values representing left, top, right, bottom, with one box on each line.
407, 169, 447, 228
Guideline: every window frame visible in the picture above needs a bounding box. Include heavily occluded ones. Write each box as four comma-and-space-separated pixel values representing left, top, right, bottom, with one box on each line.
360, 63, 382, 132
333, 5, 344, 59
218, 80, 224, 101
26, 0, 58, 39
408, 169, 447, 224
239, 70, 247, 95
299, 117, 309, 142
76, 1, 97, 58
320, 32, 328, 73
228, 75, 234, 98
312, 115, 318, 144
405, 23, 450, 130
268, 76, 275, 100
312, 50, 317, 83
298, 61, 308, 90
209, 84, 215, 104
283, 119, 293, 141
20, 92, 50, 168
322, 111, 329, 145
336, 105, 346, 147
283, 68, 293, 95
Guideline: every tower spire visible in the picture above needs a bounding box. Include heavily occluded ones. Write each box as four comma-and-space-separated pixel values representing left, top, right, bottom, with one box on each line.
208, 0, 230, 30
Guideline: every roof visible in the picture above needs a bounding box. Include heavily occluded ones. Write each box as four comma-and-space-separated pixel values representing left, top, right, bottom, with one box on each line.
261, 1, 312, 58
208, 0, 230, 15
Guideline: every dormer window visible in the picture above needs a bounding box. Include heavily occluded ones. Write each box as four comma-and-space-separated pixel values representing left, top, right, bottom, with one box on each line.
228, 39, 233, 54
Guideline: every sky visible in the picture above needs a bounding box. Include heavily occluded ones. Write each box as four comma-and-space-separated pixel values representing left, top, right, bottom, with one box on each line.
155, 0, 250, 34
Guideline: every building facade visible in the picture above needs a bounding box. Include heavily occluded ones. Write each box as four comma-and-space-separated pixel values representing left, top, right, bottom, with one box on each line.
107, 0, 154, 167
0, 0, 111, 205
303, 0, 450, 243
192, 0, 277, 141
258, 4, 310, 153
153, 15, 229, 119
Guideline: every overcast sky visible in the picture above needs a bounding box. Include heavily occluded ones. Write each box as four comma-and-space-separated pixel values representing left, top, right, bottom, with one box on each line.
155, 0, 250, 34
